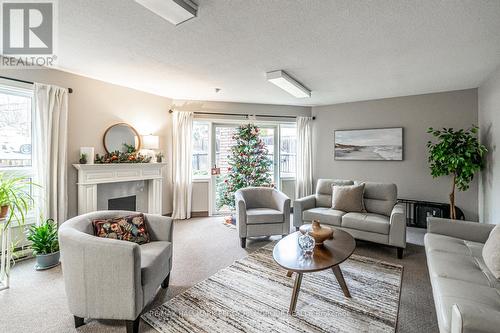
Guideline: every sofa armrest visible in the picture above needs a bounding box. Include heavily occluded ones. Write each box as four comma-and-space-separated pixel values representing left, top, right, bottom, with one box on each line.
451, 304, 500, 333
293, 195, 316, 228
235, 191, 247, 238
58, 228, 142, 320
389, 203, 406, 248
427, 217, 495, 243
145, 214, 173, 242
271, 190, 291, 213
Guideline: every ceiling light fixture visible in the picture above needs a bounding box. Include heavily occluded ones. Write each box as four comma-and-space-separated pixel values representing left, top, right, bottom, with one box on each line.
266, 70, 311, 98
135, 0, 198, 26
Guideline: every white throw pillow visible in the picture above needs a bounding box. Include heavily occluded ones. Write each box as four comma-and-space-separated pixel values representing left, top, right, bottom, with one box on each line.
331, 183, 365, 213
483, 225, 500, 279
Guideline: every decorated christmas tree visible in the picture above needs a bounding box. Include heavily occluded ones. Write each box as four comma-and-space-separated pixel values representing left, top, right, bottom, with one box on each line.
217, 124, 273, 209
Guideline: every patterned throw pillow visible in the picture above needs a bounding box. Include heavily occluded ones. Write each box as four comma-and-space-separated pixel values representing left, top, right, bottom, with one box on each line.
92, 213, 150, 245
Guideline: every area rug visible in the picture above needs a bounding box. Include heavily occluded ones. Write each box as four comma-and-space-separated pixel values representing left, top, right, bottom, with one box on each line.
142, 244, 403, 333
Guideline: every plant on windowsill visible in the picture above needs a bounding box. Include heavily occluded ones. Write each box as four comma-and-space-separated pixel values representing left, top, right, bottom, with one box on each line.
0, 173, 35, 226
427, 126, 487, 219
26, 218, 60, 270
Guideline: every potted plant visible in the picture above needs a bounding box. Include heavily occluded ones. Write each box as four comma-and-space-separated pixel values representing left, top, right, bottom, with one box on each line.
427, 126, 487, 219
26, 219, 60, 270
79, 153, 88, 164
0, 173, 35, 225
155, 152, 164, 163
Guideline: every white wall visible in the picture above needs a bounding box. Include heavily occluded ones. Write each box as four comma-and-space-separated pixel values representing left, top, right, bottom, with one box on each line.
0, 68, 173, 218
312, 89, 479, 221
479, 65, 500, 224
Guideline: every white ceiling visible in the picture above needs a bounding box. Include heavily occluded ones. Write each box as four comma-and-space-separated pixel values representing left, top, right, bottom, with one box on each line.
58, 0, 500, 106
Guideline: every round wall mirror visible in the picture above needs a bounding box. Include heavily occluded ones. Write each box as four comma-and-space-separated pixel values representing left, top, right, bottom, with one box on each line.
103, 123, 141, 153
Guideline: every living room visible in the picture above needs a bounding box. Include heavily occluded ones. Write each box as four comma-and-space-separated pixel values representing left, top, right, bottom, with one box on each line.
0, 1, 499, 333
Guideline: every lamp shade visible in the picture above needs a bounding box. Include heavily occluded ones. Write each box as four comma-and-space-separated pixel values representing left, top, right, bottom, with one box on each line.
142, 135, 159, 149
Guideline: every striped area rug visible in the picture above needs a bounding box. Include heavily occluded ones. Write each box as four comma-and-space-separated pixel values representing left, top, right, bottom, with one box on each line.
143, 244, 403, 333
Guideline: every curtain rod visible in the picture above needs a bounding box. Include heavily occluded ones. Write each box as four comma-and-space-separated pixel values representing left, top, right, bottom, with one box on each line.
168, 109, 315, 120
0, 76, 73, 94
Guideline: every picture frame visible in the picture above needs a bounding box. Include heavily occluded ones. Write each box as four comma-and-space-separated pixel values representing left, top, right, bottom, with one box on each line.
334, 127, 404, 161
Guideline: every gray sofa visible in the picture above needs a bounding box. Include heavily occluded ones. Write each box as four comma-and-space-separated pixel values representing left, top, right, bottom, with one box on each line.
425, 217, 500, 333
294, 179, 406, 258
59, 211, 173, 333
235, 187, 291, 248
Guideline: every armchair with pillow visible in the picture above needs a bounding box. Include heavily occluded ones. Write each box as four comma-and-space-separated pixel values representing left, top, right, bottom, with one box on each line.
59, 211, 173, 333
293, 179, 406, 258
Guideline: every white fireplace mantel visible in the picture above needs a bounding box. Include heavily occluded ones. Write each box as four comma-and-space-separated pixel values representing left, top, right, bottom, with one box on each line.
73, 163, 166, 215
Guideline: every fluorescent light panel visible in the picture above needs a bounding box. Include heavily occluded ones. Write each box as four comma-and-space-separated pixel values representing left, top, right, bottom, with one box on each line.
135, 0, 198, 26
266, 70, 311, 98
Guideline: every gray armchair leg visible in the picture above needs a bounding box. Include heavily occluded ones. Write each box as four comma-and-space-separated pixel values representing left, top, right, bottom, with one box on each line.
397, 248, 404, 259
240, 237, 246, 248
126, 317, 140, 333
161, 273, 170, 289
74, 316, 85, 328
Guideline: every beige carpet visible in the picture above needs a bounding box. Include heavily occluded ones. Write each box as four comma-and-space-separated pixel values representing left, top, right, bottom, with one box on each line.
0, 217, 437, 333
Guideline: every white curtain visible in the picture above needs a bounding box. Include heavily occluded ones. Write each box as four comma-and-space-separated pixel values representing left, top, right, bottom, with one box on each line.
34, 83, 69, 224
172, 111, 194, 220
296, 116, 313, 198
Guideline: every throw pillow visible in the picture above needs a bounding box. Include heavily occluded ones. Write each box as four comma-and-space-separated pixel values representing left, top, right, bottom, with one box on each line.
93, 213, 150, 245
331, 183, 365, 212
482, 225, 500, 279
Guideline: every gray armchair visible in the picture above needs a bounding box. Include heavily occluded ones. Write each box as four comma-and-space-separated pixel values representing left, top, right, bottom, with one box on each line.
235, 187, 291, 248
58, 211, 173, 333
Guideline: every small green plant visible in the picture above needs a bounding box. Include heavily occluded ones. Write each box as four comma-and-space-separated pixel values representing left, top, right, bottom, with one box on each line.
0, 173, 36, 228
427, 126, 487, 219
155, 152, 164, 159
79, 153, 88, 164
26, 219, 59, 255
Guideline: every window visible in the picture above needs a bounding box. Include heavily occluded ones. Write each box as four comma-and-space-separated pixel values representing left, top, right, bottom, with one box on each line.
0, 81, 35, 226
280, 124, 297, 178
0, 86, 33, 168
192, 121, 210, 177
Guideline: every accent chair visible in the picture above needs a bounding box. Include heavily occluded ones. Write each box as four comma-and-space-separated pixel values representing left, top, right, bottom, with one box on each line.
58, 211, 173, 333
235, 187, 291, 248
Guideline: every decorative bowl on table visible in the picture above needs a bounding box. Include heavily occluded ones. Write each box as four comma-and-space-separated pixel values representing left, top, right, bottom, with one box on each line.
299, 219, 334, 245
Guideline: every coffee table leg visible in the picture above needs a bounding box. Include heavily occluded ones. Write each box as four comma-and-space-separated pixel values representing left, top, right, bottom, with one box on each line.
289, 273, 303, 315
286, 270, 293, 277
332, 265, 351, 298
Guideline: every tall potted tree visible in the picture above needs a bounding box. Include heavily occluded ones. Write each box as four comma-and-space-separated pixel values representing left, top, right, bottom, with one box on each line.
427, 126, 487, 219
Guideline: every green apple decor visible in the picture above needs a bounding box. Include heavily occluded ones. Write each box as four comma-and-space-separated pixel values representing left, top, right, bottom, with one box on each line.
427, 126, 487, 219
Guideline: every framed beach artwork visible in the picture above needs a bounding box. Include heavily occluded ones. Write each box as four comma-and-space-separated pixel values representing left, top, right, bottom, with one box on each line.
334, 127, 403, 161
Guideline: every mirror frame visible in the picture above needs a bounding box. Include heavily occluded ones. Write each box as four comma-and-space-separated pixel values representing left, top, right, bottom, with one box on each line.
103, 122, 142, 154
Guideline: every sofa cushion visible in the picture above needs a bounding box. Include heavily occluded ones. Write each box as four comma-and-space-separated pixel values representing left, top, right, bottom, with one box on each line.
431, 277, 500, 333
302, 207, 345, 226
362, 182, 397, 216
427, 251, 492, 287
483, 225, 500, 279
315, 179, 354, 207
246, 208, 283, 224
331, 183, 365, 213
424, 233, 482, 256
140, 241, 172, 286
341, 212, 390, 234
92, 213, 150, 245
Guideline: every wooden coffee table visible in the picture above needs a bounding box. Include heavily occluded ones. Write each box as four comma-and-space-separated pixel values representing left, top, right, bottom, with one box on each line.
273, 230, 356, 314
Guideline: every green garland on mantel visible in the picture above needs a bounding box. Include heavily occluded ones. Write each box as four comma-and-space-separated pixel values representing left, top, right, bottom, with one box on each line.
94, 151, 152, 164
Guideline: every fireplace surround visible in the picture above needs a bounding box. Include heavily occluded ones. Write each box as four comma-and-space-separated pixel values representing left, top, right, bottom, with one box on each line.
73, 163, 166, 215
